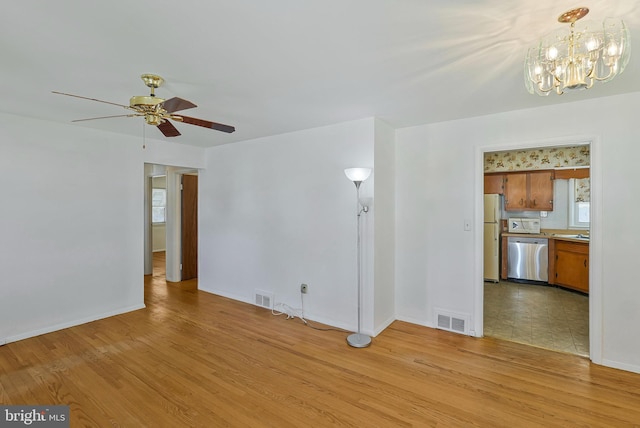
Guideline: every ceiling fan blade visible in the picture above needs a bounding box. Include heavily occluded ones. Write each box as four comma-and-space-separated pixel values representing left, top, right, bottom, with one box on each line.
157, 120, 181, 137
177, 115, 235, 133
162, 97, 197, 113
72, 114, 138, 122
52, 91, 129, 108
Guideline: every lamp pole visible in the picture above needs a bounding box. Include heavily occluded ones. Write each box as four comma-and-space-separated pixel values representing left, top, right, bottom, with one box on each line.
344, 168, 372, 348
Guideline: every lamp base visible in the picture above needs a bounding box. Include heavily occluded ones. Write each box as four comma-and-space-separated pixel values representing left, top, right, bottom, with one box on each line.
347, 333, 372, 348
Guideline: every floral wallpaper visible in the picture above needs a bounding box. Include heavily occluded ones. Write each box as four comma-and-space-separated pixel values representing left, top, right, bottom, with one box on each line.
575, 178, 590, 202
484, 145, 590, 172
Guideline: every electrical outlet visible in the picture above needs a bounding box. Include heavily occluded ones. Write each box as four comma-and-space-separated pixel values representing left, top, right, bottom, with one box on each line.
300, 283, 308, 294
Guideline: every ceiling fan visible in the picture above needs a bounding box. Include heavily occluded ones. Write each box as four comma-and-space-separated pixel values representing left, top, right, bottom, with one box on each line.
52, 74, 235, 137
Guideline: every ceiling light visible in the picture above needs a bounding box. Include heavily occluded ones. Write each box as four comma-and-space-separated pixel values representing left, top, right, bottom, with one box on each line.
525, 7, 630, 96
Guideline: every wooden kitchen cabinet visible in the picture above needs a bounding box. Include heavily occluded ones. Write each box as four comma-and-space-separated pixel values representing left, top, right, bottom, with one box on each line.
504, 170, 554, 211
554, 240, 589, 294
484, 173, 504, 194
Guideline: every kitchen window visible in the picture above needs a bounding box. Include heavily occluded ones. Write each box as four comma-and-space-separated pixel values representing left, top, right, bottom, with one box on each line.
568, 178, 589, 228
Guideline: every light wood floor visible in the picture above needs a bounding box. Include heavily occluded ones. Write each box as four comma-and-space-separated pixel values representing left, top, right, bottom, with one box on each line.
1, 256, 639, 426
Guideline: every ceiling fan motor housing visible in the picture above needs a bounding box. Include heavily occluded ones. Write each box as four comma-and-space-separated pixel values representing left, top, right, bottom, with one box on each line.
130, 95, 164, 108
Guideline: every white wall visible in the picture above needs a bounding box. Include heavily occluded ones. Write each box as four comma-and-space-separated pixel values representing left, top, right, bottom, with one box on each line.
0, 114, 144, 342
199, 118, 375, 333
373, 119, 396, 334
395, 92, 640, 373
0, 113, 205, 343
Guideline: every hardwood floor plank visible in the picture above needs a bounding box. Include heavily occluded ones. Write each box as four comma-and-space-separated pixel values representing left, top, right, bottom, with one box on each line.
1, 263, 640, 427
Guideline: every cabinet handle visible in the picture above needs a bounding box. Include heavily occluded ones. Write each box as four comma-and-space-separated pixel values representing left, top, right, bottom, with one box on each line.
532, 199, 537, 206
584, 259, 587, 268
519, 198, 524, 206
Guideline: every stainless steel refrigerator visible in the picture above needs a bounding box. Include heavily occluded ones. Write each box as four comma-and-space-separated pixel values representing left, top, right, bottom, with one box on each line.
484, 194, 501, 282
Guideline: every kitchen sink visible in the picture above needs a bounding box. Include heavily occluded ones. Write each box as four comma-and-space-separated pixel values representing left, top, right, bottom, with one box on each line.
554, 234, 590, 240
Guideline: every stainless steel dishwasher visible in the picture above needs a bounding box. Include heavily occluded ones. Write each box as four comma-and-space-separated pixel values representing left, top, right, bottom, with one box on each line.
507, 237, 549, 282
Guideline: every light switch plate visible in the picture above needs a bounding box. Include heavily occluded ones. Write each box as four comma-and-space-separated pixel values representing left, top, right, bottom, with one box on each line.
464, 219, 472, 231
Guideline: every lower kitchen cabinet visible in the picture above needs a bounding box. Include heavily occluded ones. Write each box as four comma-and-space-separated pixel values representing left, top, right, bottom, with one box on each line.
554, 240, 589, 294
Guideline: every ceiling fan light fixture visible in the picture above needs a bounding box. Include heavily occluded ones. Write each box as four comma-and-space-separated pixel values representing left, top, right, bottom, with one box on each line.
524, 7, 630, 96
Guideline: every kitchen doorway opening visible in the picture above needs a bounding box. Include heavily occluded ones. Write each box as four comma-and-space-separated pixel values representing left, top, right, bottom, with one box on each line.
480, 142, 593, 358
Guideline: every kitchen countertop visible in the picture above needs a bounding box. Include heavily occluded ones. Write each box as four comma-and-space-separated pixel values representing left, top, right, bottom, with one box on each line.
502, 230, 589, 243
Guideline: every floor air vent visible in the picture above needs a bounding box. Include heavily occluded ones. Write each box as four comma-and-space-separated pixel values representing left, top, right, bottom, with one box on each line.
435, 309, 469, 335
254, 290, 274, 310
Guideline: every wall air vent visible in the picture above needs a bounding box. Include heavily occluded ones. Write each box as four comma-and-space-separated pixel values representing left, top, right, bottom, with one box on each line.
254, 289, 274, 310
435, 308, 470, 335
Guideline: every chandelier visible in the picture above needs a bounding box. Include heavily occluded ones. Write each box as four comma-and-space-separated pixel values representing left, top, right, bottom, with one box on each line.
525, 7, 630, 96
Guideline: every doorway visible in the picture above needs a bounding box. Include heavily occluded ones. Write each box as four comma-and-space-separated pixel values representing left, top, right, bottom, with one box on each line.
144, 164, 199, 282
480, 143, 592, 357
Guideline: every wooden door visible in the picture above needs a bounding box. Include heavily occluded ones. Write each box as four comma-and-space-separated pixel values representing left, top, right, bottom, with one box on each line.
528, 171, 554, 211
181, 174, 198, 281
504, 173, 527, 210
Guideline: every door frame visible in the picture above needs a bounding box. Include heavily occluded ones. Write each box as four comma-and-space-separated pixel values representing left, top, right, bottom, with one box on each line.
144, 164, 199, 282
474, 134, 602, 364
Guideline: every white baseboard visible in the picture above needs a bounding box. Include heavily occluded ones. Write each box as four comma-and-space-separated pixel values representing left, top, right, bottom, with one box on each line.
198, 286, 251, 306
601, 358, 640, 375
373, 315, 396, 337
199, 285, 357, 333
4, 303, 146, 345
395, 314, 435, 329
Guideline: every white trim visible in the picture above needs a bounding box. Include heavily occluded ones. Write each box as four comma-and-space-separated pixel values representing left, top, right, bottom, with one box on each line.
601, 359, 640, 375
554, 165, 590, 170
199, 286, 358, 334
373, 315, 396, 337
395, 315, 434, 329
476, 135, 602, 366
4, 304, 146, 344
589, 136, 603, 364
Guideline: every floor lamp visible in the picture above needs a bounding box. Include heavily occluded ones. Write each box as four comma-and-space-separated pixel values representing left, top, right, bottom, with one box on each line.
344, 167, 372, 348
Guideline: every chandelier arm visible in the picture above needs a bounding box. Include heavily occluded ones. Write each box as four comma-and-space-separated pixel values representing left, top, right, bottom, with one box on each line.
536, 82, 556, 94
590, 67, 616, 82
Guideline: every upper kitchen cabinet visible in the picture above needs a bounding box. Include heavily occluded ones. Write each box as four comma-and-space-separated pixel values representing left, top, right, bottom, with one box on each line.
484, 173, 504, 194
504, 170, 554, 211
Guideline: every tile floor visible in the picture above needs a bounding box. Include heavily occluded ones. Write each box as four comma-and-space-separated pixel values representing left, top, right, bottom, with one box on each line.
484, 280, 589, 356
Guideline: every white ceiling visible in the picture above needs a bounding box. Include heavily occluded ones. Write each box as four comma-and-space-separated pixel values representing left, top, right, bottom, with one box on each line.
2, 1, 639, 148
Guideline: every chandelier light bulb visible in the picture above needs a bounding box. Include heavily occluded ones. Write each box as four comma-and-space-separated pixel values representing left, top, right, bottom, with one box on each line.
586, 37, 598, 51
